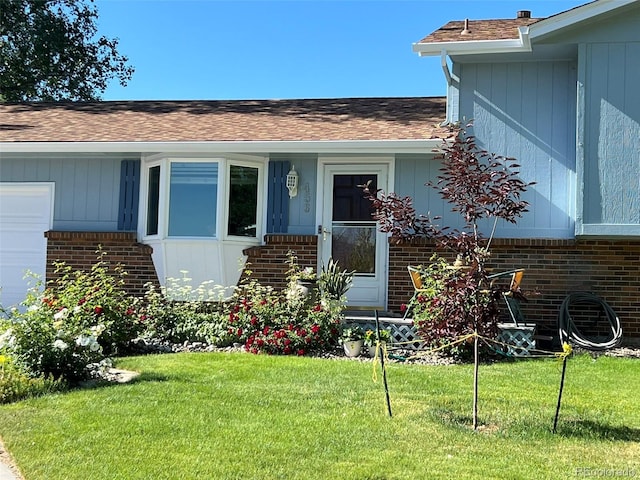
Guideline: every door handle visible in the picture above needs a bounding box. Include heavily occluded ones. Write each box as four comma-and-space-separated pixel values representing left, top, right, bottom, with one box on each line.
322, 227, 331, 241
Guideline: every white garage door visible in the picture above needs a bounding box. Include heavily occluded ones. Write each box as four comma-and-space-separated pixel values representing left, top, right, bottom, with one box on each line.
0, 183, 54, 309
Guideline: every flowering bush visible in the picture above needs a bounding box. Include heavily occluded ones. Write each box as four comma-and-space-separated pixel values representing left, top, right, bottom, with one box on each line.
225, 256, 345, 355
44, 250, 144, 355
138, 274, 230, 345
0, 280, 106, 383
135, 258, 346, 356
0, 250, 144, 383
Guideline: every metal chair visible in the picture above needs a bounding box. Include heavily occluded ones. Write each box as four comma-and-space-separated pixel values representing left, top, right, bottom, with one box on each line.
488, 269, 525, 326
402, 266, 430, 320
488, 269, 537, 355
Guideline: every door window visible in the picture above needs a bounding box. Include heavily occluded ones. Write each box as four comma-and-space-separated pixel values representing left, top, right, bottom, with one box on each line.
331, 174, 377, 275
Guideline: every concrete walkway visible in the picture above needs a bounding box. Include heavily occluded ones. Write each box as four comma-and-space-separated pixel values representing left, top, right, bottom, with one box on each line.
0, 461, 20, 480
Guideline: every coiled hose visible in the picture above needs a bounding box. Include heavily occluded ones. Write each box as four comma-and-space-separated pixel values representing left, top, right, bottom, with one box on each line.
558, 292, 623, 351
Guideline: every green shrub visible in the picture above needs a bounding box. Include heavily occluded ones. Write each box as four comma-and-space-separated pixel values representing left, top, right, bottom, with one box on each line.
135, 255, 348, 355
137, 261, 347, 355
138, 275, 230, 345
0, 354, 65, 404
47, 249, 143, 355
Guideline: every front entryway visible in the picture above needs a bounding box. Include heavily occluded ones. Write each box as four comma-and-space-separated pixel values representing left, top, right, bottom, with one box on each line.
319, 161, 390, 308
0, 183, 54, 309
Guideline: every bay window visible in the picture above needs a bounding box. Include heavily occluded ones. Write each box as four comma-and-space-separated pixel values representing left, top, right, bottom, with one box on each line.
142, 156, 264, 241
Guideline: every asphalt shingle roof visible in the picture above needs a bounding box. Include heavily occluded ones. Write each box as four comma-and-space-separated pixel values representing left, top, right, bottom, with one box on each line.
417, 17, 541, 43
416, 1, 597, 45
0, 97, 448, 143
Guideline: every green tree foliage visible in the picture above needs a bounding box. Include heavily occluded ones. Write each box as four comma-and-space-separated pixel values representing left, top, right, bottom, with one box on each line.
0, 0, 134, 101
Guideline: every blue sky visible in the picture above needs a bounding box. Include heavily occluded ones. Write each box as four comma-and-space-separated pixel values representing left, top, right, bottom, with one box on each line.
96, 0, 587, 101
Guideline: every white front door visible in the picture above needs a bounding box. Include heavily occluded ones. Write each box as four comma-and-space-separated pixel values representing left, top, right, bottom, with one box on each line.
0, 183, 54, 309
319, 162, 389, 308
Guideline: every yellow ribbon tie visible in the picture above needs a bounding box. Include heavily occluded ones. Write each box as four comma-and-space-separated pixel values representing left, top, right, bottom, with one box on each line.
555, 342, 573, 361
372, 341, 389, 383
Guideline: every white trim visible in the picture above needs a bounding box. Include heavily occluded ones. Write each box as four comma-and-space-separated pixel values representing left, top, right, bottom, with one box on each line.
529, 0, 637, 40
577, 224, 640, 237
413, 34, 531, 57
0, 139, 444, 155
316, 156, 394, 308
222, 158, 266, 242
315, 155, 396, 233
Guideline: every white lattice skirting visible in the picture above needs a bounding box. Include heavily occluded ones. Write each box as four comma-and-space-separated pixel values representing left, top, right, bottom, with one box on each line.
344, 316, 425, 350
497, 323, 537, 356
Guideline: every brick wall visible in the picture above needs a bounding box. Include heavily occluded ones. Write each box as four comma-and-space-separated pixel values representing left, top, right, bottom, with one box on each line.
44, 231, 159, 297
389, 238, 640, 343
242, 234, 318, 291
75, 229, 633, 344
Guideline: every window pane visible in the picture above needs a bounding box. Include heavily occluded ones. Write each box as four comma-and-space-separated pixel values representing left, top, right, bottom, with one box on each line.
228, 165, 258, 237
168, 162, 218, 237
332, 174, 376, 221
146, 165, 160, 236
331, 225, 376, 275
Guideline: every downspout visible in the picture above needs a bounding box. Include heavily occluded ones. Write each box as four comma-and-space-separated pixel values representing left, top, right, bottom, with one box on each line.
441, 49, 452, 86
440, 49, 454, 127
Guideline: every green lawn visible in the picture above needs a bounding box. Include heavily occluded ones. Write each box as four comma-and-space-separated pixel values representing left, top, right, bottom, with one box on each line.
0, 352, 638, 480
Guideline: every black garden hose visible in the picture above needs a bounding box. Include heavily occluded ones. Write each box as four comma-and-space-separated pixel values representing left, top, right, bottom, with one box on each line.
558, 292, 623, 351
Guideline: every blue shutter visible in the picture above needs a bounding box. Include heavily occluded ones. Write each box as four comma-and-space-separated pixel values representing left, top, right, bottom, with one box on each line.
117, 159, 141, 231
267, 161, 290, 233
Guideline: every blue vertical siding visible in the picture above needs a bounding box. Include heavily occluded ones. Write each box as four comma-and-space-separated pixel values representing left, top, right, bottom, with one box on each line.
582, 42, 640, 227
456, 60, 577, 239
0, 154, 122, 231
269, 154, 317, 235
394, 153, 466, 232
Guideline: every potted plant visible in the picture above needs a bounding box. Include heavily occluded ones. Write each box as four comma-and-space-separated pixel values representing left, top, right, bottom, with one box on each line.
295, 267, 318, 293
285, 251, 318, 301
341, 325, 364, 357
319, 258, 354, 301
364, 328, 392, 357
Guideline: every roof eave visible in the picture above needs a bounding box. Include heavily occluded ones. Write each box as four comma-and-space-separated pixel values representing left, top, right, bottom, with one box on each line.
0, 139, 447, 155
529, 0, 637, 40
412, 27, 531, 57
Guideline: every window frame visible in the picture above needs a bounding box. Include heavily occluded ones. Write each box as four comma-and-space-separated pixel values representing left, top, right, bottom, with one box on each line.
167, 158, 221, 239
140, 155, 265, 242
223, 159, 264, 241
141, 158, 163, 240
